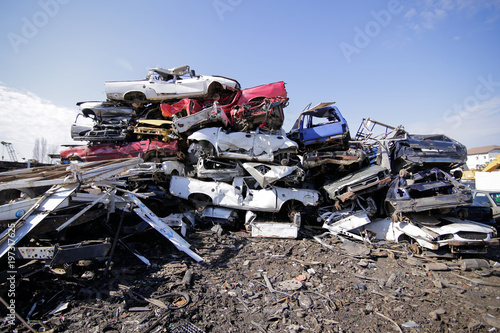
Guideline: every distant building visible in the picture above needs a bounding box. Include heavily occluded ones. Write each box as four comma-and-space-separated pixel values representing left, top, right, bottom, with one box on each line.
466, 145, 500, 170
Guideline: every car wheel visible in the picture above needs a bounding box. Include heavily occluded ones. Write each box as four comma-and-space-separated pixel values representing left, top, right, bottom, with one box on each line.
282, 200, 304, 222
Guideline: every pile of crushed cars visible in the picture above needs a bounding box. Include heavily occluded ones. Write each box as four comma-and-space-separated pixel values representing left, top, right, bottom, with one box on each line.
2, 65, 499, 273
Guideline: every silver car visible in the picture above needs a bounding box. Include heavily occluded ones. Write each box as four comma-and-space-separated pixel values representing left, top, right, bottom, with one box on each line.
187, 127, 298, 164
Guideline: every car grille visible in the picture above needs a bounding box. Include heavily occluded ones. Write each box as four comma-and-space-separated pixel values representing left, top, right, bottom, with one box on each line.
456, 232, 488, 240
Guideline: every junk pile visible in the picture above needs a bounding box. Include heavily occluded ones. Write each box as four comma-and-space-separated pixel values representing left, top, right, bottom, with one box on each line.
1, 65, 500, 330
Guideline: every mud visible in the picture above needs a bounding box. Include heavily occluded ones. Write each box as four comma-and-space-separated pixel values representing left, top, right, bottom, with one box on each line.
4, 217, 500, 333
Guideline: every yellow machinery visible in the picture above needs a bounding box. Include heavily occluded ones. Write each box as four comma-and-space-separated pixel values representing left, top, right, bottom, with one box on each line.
482, 154, 500, 172
462, 154, 500, 180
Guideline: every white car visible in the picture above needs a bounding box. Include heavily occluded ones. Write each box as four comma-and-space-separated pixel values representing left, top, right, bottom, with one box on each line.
169, 176, 320, 219
187, 127, 298, 164
367, 216, 498, 254
105, 65, 240, 102
318, 208, 498, 254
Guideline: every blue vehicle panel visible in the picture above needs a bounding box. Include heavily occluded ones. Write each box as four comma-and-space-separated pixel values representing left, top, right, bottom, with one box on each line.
288, 103, 350, 150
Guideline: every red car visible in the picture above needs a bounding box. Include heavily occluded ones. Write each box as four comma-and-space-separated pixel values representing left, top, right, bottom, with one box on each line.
159, 81, 288, 132
60, 139, 179, 162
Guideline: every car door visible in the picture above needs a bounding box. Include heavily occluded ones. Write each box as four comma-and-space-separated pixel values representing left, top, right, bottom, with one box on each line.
301, 113, 346, 146
175, 75, 208, 97
149, 74, 177, 96
239, 178, 278, 211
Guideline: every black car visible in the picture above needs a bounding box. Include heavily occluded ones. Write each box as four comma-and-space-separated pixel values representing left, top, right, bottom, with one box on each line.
390, 132, 467, 174
385, 168, 472, 215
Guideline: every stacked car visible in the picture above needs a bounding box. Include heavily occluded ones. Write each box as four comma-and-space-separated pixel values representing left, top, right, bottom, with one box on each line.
60, 65, 498, 255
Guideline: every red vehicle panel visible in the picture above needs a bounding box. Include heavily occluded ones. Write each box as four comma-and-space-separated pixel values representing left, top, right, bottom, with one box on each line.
221, 81, 287, 113
60, 140, 178, 162
160, 98, 202, 118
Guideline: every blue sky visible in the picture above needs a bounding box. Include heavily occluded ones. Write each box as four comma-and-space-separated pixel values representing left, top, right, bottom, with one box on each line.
0, 0, 499, 161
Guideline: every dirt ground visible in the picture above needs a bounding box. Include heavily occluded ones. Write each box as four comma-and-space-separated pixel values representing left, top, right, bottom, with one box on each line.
3, 216, 500, 333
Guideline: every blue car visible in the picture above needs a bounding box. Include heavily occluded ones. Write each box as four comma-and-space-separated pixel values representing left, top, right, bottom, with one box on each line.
288, 102, 350, 150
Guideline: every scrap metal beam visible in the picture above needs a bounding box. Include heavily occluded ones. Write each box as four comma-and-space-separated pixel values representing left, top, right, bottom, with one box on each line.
0, 184, 78, 259
126, 194, 203, 262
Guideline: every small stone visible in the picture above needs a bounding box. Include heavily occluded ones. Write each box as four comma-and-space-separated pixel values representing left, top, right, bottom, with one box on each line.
435, 308, 446, 315
483, 313, 500, 328
385, 273, 397, 288
429, 311, 439, 321
354, 283, 367, 291
358, 259, 370, 267
467, 320, 482, 330
402, 321, 420, 328
298, 293, 313, 309
433, 280, 444, 289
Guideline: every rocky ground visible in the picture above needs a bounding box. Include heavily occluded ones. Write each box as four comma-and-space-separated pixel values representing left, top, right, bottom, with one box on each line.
3, 216, 500, 333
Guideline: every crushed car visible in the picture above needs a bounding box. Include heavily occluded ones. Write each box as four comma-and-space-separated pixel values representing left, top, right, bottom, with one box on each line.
169, 175, 320, 220
231, 97, 288, 132
384, 168, 473, 215
70, 113, 129, 142
60, 139, 179, 162
288, 102, 350, 151
171, 102, 231, 135
132, 119, 176, 142
390, 131, 467, 174
77, 101, 136, 122
318, 205, 498, 254
366, 215, 498, 254
186, 127, 298, 164
192, 158, 246, 182
322, 164, 391, 205
105, 65, 240, 102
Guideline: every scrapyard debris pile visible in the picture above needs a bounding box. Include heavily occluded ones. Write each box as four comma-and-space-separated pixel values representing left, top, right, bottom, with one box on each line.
1, 65, 500, 331
5, 64, 500, 262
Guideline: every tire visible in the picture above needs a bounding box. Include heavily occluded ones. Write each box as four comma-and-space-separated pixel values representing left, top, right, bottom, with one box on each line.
281, 200, 304, 222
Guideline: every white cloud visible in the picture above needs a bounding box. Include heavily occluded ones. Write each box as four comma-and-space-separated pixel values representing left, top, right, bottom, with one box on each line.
405, 96, 500, 149
116, 58, 133, 72
404, 8, 417, 19
0, 84, 79, 161
403, 0, 500, 33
